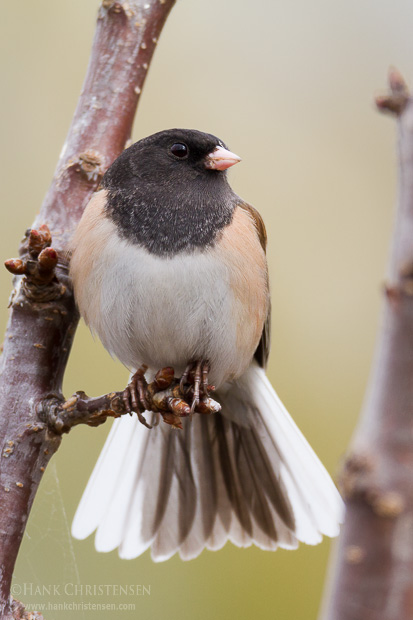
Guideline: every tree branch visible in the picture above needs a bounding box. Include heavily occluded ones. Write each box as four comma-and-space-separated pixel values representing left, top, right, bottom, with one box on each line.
38, 370, 221, 435
0, 2, 175, 618
320, 68, 413, 620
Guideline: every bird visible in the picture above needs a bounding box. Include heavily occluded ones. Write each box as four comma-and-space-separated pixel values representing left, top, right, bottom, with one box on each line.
70, 128, 343, 562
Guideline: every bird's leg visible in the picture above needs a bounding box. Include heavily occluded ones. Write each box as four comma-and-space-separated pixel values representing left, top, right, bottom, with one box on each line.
179, 359, 211, 414
190, 360, 203, 414
200, 360, 211, 397
122, 364, 152, 429
135, 365, 151, 411
179, 362, 193, 394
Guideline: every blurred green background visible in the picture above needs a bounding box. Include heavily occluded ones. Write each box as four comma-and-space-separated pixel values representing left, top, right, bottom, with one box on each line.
1, 0, 412, 618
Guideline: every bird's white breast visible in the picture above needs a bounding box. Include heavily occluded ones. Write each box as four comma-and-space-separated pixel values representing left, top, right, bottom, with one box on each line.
97, 240, 241, 386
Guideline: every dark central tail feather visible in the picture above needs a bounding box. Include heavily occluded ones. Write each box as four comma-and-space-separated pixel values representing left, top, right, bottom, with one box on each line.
72, 363, 343, 561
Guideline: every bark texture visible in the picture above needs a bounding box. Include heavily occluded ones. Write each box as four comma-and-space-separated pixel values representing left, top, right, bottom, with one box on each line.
0, 1, 175, 618
320, 70, 413, 620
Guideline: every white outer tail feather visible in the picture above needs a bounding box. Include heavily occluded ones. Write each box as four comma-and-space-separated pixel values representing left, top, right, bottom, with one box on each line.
72, 363, 343, 561
242, 366, 342, 541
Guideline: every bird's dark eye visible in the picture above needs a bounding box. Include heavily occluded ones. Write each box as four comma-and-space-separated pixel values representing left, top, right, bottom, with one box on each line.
170, 143, 188, 159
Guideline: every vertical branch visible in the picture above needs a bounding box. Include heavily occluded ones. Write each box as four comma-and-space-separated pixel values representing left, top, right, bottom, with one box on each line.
320, 69, 413, 620
37, 0, 175, 252
0, 2, 175, 618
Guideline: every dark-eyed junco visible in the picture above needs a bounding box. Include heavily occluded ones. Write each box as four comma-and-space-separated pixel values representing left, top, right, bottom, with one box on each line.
70, 129, 342, 561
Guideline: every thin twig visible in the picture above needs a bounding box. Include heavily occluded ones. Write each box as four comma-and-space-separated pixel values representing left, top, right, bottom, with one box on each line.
38, 373, 222, 435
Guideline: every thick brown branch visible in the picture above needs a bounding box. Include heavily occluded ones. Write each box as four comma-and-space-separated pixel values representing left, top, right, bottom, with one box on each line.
321, 69, 413, 620
0, 2, 175, 618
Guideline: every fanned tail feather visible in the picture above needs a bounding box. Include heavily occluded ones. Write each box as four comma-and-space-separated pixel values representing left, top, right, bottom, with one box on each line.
72, 363, 343, 561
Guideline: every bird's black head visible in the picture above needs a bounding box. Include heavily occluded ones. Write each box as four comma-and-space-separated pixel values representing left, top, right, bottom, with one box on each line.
102, 129, 242, 256
103, 128, 240, 190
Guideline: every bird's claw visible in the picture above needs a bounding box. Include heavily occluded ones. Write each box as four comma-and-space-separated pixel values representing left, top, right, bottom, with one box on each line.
125, 362, 220, 429
180, 360, 211, 415
122, 365, 152, 429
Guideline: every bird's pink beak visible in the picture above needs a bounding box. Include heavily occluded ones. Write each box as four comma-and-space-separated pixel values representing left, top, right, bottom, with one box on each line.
204, 146, 242, 171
